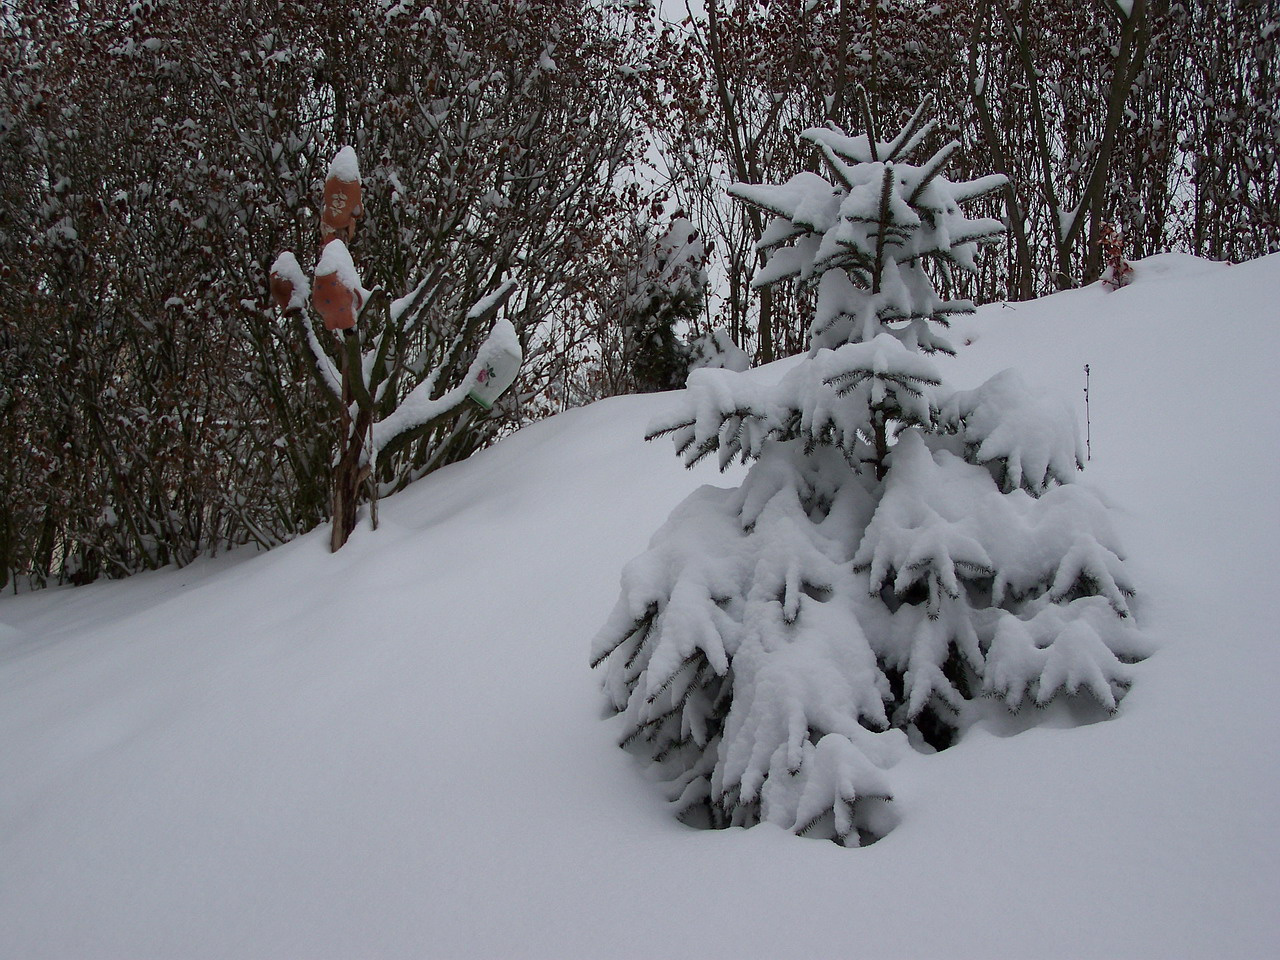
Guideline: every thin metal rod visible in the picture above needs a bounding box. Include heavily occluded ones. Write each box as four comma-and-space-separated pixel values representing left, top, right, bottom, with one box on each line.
1083, 363, 1092, 462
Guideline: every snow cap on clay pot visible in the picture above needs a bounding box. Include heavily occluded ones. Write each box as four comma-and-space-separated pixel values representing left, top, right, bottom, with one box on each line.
313, 239, 365, 331
269, 251, 310, 314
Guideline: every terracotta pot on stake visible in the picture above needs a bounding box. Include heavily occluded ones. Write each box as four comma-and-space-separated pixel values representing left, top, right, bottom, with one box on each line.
321, 148, 363, 244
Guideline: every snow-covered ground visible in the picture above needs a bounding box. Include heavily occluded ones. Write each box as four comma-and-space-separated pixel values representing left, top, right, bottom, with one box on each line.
2, 254, 1277, 959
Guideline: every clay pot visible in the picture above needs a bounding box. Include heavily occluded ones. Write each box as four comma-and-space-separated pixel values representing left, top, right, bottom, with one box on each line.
321, 176, 363, 242
313, 271, 360, 331
270, 272, 297, 313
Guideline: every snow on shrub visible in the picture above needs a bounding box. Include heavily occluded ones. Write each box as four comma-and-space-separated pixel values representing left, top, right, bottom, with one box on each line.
591, 96, 1150, 847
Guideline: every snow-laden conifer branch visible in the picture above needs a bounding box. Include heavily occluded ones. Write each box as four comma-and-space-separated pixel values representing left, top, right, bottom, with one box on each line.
943, 370, 1085, 493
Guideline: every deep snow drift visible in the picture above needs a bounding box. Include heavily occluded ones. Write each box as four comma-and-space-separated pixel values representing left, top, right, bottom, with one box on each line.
1, 253, 1277, 959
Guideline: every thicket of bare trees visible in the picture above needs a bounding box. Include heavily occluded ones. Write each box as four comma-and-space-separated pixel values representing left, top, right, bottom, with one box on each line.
656, 0, 1278, 351
0, 0, 650, 587
1, 0, 1275, 589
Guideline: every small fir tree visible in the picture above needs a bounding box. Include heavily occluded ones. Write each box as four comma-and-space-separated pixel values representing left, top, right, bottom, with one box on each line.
621, 217, 707, 394
590, 97, 1150, 846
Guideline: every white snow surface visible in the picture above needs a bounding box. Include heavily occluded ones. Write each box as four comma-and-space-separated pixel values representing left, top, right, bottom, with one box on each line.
1, 253, 1278, 958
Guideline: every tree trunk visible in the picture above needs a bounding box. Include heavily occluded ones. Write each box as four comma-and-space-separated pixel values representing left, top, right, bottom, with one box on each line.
872, 410, 889, 481
757, 285, 774, 365
329, 335, 372, 552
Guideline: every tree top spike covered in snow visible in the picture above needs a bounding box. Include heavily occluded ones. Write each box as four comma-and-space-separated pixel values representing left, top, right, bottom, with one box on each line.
728, 99, 1007, 356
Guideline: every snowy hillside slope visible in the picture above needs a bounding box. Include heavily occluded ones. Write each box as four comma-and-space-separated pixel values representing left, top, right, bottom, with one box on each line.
1, 254, 1277, 959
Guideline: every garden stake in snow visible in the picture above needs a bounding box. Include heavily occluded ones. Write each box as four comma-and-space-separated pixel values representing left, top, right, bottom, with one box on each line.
270, 147, 523, 552
1084, 363, 1092, 461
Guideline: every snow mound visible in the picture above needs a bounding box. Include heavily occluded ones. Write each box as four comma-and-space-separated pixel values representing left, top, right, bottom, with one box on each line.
1, 254, 1278, 958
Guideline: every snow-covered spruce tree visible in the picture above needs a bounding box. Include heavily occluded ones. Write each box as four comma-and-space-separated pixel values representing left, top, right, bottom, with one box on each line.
620, 217, 707, 394
591, 97, 1150, 846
